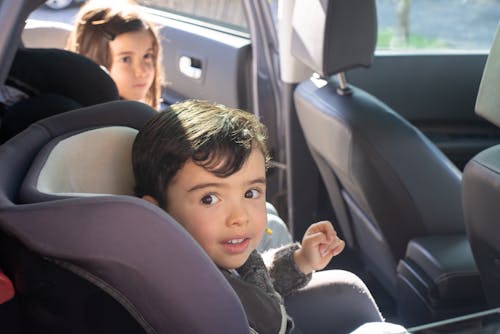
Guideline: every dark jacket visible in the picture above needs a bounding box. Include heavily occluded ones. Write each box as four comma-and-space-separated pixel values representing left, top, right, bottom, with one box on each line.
221, 243, 312, 334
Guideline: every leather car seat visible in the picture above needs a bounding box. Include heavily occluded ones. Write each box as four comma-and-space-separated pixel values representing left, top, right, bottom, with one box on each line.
290, 0, 486, 325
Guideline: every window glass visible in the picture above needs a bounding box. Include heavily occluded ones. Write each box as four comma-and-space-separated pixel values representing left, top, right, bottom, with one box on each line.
137, 0, 248, 32
377, 0, 500, 51
137, 0, 500, 51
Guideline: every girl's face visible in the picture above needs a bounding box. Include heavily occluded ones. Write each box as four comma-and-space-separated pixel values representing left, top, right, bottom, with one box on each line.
164, 148, 268, 270
108, 29, 155, 104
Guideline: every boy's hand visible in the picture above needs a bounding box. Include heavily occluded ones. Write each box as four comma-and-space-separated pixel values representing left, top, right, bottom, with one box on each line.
293, 221, 345, 275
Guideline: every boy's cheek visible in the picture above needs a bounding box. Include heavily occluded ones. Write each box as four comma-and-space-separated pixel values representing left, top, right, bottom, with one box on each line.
254, 212, 268, 239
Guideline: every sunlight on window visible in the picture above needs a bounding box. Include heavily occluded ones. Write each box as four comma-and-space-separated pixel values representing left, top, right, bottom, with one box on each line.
377, 0, 500, 51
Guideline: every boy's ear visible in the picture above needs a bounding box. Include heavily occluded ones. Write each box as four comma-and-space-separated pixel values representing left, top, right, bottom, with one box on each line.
142, 195, 159, 206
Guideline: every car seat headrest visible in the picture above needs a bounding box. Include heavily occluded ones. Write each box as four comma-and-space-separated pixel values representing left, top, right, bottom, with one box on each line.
7, 47, 118, 107
290, 0, 377, 77
0, 48, 120, 143
475, 24, 500, 127
41, 126, 137, 196
21, 126, 138, 202
13, 100, 157, 204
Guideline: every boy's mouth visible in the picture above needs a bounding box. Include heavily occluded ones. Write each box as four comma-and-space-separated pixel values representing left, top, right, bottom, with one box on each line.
226, 238, 245, 244
222, 237, 250, 254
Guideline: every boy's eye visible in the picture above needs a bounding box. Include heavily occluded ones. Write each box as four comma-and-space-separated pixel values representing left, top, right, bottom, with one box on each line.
201, 194, 219, 206
245, 189, 261, 199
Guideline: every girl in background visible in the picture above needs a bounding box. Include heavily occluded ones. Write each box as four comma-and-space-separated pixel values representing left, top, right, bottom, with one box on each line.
67, 0, 163, 110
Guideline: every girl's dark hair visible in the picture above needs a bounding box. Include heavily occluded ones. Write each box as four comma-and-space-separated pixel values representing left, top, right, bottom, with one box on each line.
132, 99, 270, 208
67, 0, 163, 110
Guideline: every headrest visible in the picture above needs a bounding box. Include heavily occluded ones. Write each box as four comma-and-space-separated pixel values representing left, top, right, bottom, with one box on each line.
21, 126, 138, 202
290, 0, 377, 77
10, 100, 157, 204
475, 24, 500, 127
7, 48, 119, 106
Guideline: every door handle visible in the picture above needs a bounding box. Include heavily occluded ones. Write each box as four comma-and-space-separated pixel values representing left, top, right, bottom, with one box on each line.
179, 55, 203, 79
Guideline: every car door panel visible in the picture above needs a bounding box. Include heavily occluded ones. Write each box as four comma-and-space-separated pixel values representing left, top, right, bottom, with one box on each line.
149, 15, 252, 109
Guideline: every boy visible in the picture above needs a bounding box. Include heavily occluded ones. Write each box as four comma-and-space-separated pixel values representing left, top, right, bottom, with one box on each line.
132, 99, 345, 333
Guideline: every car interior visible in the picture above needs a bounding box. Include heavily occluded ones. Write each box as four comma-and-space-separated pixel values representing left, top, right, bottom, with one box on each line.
1, 0, 500, 333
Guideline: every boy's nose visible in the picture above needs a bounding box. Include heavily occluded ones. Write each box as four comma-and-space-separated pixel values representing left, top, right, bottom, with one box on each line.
227, 203, 250, 227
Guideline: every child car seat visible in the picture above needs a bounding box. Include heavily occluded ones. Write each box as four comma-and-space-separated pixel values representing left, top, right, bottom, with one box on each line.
0, 100, 248, 333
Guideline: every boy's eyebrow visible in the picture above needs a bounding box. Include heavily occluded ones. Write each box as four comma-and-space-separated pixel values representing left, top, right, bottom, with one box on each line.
249, 177, 266, 185
187, 182, 221, 192
187, 177, 266, 192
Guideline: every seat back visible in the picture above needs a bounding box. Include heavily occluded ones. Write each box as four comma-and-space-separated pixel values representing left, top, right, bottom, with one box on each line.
0, 100, 248, 333
0, 47, 119, 143
291, 0, 465, 293
463, 24, 500, 307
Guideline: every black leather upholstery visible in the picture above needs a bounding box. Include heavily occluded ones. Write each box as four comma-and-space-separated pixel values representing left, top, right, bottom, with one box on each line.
291, 0, 376, 76
0, 101, 249, 333
291, 0, 485, 324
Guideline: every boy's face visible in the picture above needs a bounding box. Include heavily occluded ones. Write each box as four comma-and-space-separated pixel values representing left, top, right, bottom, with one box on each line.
165, 148, 268, 269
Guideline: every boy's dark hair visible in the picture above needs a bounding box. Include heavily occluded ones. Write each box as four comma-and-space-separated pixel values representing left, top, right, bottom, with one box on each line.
132, 99, 270, 208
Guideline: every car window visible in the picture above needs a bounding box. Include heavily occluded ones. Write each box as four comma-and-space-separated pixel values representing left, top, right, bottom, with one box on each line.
37, 0, 500, 52
136, 0, 248, 32
377, 0, 500, 51
265, 0, 500, 52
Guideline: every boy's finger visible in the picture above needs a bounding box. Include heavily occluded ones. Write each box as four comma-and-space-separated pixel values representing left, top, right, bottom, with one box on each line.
316, 221, 338, 241
321, 237, 345, 257
331, 239, 345, 256
304, 231, 328, 245
319, 244, 328, 256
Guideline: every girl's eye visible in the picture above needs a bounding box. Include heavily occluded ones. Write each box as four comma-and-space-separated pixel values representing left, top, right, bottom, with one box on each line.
245, 189, 261, 199
201, 194, 219, 206
120, 56, 131, 64
144, 53, 155, 61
